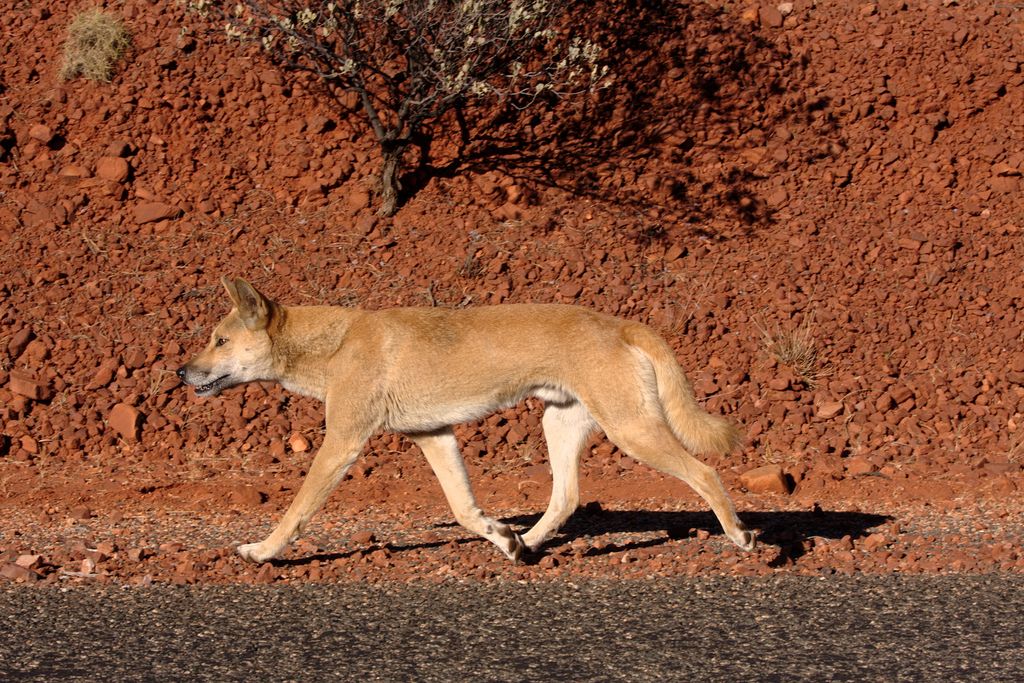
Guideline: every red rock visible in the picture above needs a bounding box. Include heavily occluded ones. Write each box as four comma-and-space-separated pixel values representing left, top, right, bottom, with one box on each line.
845, 457, 875, 476
739, 465, 791, 494
559, 282, 583, 299
254, 563, 277, 583
59, 164, 91, 179
8, 371, 52, 401
87, 359, 119, 389
28, 124, 52, 143
1, 563, 38, 582
20, 435, 38, 454
229, 485, 264, 507
739, 5, 760, 24
7, 328, 34, 358
288, 433, 311, 452
346, 189, 370, 213
109, 403, 143, 442
259, 69, 283, 86
125, 548, 146, 562
134, 202, 182, 224
96, 156, 130, 183
760, 6, 784, 28
816, 401, 844, 419
15, 554, 42, 569
862, 533, 888, 552
105, 140, 132, 157
69, 505, 92, 520
351, 531, 376, 545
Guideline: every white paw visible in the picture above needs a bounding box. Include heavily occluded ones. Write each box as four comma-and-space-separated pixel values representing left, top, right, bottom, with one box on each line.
502, 532, 526, 564
731, 527, 757, 551
237, 542, 275, 563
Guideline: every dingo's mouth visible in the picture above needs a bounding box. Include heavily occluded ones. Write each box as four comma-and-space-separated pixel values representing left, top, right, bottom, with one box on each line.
195, 375, 231, 397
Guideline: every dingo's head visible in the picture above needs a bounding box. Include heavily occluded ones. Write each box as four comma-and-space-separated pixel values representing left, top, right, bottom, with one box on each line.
177, 277, 278, 397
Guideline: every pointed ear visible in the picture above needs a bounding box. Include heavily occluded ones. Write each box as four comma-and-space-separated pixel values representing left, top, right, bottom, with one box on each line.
222, 276, 241, 307
227, 278, 273, 330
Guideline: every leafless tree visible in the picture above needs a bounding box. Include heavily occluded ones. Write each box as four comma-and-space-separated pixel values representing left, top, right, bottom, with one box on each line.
198, 0, 607, 215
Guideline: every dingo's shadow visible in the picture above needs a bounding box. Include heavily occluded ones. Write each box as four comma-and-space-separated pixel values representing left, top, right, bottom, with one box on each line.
499, 508, 891, 567
278, 508, 889, 568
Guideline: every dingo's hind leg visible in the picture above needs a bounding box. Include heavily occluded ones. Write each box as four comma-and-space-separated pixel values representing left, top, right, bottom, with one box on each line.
412, 428, 525, 562
521, 400, 594, 551
603, 417, 755, 551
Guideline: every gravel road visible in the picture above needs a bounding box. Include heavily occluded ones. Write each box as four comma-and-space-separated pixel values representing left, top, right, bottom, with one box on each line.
2, 575, 1022, 681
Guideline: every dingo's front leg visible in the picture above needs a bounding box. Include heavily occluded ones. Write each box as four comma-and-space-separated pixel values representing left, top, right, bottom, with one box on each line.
237, 431, 364, 563
411, 428, 525, 562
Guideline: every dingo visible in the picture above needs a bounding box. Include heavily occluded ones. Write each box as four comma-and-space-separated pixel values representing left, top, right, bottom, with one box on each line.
178, 277, 755, 563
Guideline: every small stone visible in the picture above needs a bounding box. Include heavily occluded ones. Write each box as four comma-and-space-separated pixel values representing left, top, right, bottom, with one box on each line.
7, 328, 34, 358
664, 244, 685, 261
862, 533, 888, 552
96, 156, 130, 183
28, 124, 52, 143
59, 164, 91, 179
134, 202, 182, 224
351, 531, 376, 546
765, 187, 789, 206
559, 282, 583, 299
740, 5, 761, 24
816, 401, 844, 419
538, 555, 559, 569
69, 505, 92, 520
105, 140, 132, 157
108, 403, 143, 442
87, 360, 119, 389
1, 563, 37, 582
347, 189, 370, 214
288, 433, 311, 453
228, 485, 264, 507
8, 371, 52, 401
739, 465, 791, 494
20, 435, 38, 454
845, 457, 875, 476
259, 69, 283, 86
254, 563, 277, 584
760, 5, 784, 27
15, 554, 42, 570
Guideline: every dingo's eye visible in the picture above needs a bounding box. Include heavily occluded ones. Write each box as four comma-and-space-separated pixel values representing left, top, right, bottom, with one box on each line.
215, 337, 228, 347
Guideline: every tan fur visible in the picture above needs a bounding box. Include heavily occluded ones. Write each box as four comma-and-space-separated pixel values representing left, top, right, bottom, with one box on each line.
178, 277, 755, 564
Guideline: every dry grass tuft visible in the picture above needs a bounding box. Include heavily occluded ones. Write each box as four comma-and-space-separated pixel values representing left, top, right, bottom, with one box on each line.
60, 9, 131, 82
757, 313, 831, 388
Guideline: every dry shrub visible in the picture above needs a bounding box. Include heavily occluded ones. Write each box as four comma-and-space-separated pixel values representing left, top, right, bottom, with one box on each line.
757, 313, 831, 388
60, 9, 131, 82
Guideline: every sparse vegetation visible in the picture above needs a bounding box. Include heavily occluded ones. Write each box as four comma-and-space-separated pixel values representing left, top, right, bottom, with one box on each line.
757, 313, 831, 388
60, 9, 131, 82
198, 0, 609, 215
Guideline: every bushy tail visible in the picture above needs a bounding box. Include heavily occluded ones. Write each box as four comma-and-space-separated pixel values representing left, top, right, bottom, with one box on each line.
624, 325, 741, 455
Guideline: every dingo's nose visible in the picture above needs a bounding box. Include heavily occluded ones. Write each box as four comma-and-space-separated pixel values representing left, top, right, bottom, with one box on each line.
176, 366, 187, 381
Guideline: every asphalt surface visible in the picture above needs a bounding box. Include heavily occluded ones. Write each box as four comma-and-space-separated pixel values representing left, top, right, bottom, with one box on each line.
1, 575, 1022, 682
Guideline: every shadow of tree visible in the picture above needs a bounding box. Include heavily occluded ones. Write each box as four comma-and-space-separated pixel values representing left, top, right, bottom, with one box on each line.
401, 0, 842, 234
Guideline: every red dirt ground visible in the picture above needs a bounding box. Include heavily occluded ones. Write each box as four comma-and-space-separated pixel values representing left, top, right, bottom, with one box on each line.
1, 1, 1022, 585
